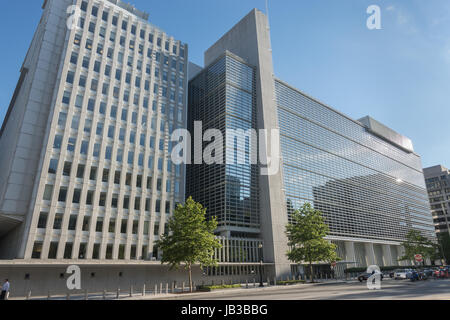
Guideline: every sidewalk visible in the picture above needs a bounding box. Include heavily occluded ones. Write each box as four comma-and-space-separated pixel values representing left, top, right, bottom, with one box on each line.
8, 279, 357, 300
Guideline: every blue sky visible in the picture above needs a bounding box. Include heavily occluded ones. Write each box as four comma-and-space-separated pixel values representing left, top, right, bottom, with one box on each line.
0, 0, 449, 168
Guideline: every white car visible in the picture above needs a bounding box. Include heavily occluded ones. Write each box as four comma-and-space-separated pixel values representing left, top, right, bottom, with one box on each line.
394, 269, 414, 280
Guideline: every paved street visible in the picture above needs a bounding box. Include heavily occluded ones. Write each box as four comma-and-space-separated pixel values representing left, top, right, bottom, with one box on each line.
157, 279, 450, 300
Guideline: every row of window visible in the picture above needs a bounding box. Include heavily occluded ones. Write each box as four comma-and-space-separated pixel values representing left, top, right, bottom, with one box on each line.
79, 1, 185, 58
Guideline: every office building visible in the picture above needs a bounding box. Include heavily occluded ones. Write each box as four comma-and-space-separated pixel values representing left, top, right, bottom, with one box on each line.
424, 165, 450, 235
187, 9, 436, 279
0, 0, 190, 294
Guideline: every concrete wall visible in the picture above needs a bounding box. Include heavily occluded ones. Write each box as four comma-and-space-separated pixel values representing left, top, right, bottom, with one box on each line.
204, 9, 290, 279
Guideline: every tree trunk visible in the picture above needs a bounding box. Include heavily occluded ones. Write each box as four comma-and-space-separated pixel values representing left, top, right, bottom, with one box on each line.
310, 262, 314, 283
188, 264, 193, 293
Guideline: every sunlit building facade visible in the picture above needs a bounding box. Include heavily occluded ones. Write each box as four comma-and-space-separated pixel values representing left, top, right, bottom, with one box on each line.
0, 0, 187, 262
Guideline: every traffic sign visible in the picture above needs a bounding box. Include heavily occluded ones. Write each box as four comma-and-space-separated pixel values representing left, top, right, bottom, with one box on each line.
414, 254, 423, 263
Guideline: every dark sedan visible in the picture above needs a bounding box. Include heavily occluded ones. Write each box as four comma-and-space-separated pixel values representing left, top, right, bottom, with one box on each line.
358, 272, 384, 282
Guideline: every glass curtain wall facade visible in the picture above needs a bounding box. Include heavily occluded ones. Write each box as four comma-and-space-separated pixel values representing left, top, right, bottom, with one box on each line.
275, 79, 436, 244
187, 53, 260, 240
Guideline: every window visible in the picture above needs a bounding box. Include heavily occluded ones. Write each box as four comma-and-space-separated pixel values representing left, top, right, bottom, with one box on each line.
89, 167, 97, 180
79, 243, 87, 259
102, 168, 109, 183
48, 159, 58, 174
80, 141, 89, 155
62, 91, 71, 104
67, 138, 76, 152
156, 200, 161, 213
106, 244, 113, 259
145, 198, 151, 212
94, 60, 101, 72
99, 192, 106, 207
132, 220, 139, 234
58, 187, 68, 202
135, 197, 141, 210
53, 213, 63, 230
126, 173, 132, 186
82, 216, 90, 231
74, 34, 81, 46
112, 16, 118, 26
71, 115, 80, 130
64, 243, 73, 259
128, 152, 134, 165
75, 94, 83, 108
84, 119, 92, 133
123, 196, 130, 209
76, 164, 85, 179
66, 71, 75, 84
89, 22, 96, 33
111, 194, 118, 208
121, 219, 128, 234
102, 11, 109, 22
32, 242, 43, 259
96, 217, 103, 232
93, 244, 100, 259
72, 189, 81, 204
86, 190, 94, 205
114, 171, 121, 184
68, 215, 77, 230
63, 162, 72, 176
79, 75, 86, 87
48, 242, 58, 259
153, 222, 159, 236
53, 135, 63, 150
91, 6, 98, 17
109, 219, 116, 233
37, 212, 48, 229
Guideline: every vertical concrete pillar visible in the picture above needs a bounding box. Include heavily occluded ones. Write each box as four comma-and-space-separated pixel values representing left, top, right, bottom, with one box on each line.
365, 243, 376, 266
344, 241, 356, 268
382, 245, 393, 266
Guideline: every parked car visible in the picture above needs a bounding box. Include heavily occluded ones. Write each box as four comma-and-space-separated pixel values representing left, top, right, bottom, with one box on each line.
433, 267, 449, 279
394, 269, 414, 280
410, 270, 428, 281
358, 272, 384, 282
421, 269, 434, 278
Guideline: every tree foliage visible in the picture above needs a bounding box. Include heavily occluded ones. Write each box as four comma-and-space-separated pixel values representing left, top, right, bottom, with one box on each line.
285, 203, 340, 282
156, 197, 222, 292
399, 230, 439, 265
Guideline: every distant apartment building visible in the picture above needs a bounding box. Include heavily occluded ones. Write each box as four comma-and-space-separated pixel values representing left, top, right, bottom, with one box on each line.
187, 9, 435, 279
424, 165, 450, 235
0, 0, 187, 263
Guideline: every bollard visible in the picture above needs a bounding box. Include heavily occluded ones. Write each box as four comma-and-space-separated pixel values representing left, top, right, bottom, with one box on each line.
267, 277, 270, 287
192, 282, 196, 292
47, 290, 51, 300
246, 279, 248, 289
166, 283, 169, 295
103, 290, 106, 300
130, 286, 133, 297
172, 282, 175, 293
26, 290, 31, 300
160, 283, 163, 294
142, 284, 146, 296
253, 278, 256, 287
154, 284, 157, 295
85, 289, 88, 300
66, 292, 70, 300
116, 288, 120, 300
182, 282, 185, 293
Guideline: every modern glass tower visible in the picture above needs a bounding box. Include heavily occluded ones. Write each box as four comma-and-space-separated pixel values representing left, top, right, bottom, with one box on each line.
0, 0, 187, 261
187, 8, 435, 278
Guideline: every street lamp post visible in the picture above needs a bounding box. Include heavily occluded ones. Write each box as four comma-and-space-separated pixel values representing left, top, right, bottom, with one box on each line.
258, 243, 264, 287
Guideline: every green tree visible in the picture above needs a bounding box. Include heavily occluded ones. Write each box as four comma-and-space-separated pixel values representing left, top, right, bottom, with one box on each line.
285, 203, 340, 283
399, 230, 438, 266
156, 197, 222, 292
437, 232, 450, 265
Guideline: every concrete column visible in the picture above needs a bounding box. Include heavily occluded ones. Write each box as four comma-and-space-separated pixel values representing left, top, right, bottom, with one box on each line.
382, 245, 393, 266
344, 241, 356, 267
364, 243, 376, 266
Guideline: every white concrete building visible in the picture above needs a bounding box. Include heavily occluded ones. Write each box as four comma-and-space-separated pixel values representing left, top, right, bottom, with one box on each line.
0, 0, 187, 263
